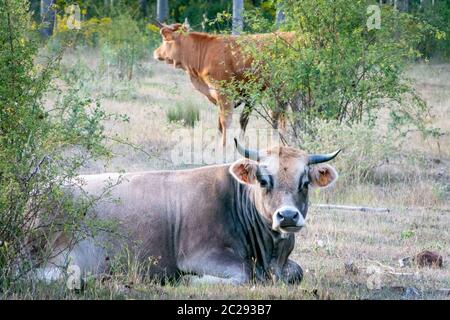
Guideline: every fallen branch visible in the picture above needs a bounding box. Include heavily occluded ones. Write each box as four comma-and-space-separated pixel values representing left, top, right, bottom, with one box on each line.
312, 204, 390, 213
387, 272, 414, 276
312, 204, 450, 213
401, 206, 450, 213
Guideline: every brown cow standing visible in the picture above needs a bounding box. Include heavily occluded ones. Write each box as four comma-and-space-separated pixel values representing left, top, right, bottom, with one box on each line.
153, 22, 295, 146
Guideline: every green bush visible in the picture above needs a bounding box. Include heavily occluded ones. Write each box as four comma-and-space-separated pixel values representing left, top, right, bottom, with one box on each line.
166, 101, 200, 127
410, 0, 450, 59
0, 0, 116, 288
99, 12, 149, 80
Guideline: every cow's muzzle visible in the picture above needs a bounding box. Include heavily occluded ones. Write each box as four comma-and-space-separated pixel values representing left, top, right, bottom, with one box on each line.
273, 206, 305, 233
153, 49, 165, 61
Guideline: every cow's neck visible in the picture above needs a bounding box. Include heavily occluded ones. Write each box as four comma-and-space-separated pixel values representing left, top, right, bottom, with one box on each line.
179, 34, 213, 74
231, 180, 294, 281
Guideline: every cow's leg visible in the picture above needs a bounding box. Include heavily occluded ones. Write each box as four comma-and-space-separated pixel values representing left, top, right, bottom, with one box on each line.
189, 74, 218, 105
33, 246, 71, 284
238, 103, 253, 140
271, 102, 287, 142
187, 274, 245, 286
218, 98, 233, 147
35, 266, 65, 283
271, 103, 287, 132
281, 259, 303, 284
179, 250, 251, 286
34, 239, 108, 284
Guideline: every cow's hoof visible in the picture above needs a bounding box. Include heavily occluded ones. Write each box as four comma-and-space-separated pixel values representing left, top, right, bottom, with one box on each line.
289, 266, 303, 284
284, 263, 303, 284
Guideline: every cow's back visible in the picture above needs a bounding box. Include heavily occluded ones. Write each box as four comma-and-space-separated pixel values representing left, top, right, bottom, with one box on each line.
70, 166, 233, 279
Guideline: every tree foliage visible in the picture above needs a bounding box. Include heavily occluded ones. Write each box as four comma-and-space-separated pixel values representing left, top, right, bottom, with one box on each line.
224, 0, 439, 144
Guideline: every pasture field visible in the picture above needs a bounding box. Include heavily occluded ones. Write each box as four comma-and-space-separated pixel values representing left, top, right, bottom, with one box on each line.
12, 53, 447, 300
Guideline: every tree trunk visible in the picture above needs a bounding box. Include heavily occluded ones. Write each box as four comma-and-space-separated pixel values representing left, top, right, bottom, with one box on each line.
232, 0, 244, 35
139, 0, 148, 19
104, 0, 114, 14
30, 0, 40, 20
40, 0, 55, 38
157, 0, 169, 22
276, 1, 285, 26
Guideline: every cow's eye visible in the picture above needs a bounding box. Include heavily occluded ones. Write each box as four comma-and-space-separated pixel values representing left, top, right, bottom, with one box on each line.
259, 177, 270, 188
257, 175, 271, 189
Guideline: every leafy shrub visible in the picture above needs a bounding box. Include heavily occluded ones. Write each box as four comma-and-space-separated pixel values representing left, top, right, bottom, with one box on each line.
98, 12, 149, 80
55, 15, 113, 47
0, 0, 117, 288
54, 10, 153, 82
166, 101, 200, 127
410, 0, 450, 59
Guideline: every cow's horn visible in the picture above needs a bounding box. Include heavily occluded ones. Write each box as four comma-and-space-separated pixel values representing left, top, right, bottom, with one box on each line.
308, 149, 341, 165
183, 18, 191, 30
153, 19, 165, 29
234, 138, 261, 162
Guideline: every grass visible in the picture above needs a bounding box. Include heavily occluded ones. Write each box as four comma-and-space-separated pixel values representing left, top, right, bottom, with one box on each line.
10, 54, 449, 300
166, 100, 200, 127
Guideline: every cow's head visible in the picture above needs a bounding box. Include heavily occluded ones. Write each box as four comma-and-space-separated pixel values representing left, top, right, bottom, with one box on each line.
153, 21, 190, 69
230, 139, 340, 234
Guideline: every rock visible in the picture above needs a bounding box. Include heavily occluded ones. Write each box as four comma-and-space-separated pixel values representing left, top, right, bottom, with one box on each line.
413, 250, 443, 268
344, 261, 359, 275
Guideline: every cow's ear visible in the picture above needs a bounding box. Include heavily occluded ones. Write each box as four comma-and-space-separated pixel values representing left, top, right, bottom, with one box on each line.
161, 27, 174, 41
309, 164, 338, 189
229, 159, 258, 185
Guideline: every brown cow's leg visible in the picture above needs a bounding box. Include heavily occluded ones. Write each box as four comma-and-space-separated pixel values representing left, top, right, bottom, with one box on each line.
220, 118, 227, 147
189, 75, 218, 105
239, 104, 253, 139
271, 103, 287, 140
219, 100, 233, 147
218, 117, 223, 133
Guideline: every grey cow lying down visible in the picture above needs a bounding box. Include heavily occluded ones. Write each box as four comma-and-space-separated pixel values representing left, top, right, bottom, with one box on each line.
33, 140, 340, 286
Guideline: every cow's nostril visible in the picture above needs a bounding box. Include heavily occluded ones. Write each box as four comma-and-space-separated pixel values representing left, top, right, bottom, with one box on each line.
292, 211, 299, 220
276, 212, 284, 220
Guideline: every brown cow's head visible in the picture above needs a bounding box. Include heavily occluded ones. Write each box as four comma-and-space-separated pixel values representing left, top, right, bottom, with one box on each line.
230, 139, 340, 235
153, 22, 189, 69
